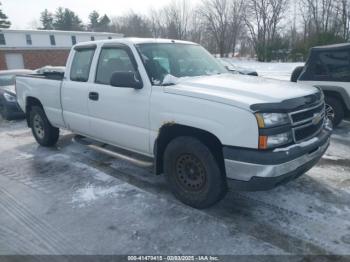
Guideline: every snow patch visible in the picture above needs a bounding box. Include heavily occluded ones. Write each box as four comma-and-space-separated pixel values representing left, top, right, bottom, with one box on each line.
72, 161, 114, 182
71, 183, 121, 207
15, 152, 34, 160
322, 154, 346, 161
44, 154, 114, 182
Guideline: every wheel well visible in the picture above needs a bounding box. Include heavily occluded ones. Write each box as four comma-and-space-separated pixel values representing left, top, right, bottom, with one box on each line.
25, 97, 44, 127
154, 124, 225, 175
323, 91, 349, 115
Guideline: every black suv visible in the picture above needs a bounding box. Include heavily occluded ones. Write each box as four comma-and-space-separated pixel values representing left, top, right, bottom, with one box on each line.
291, 43, 350, 127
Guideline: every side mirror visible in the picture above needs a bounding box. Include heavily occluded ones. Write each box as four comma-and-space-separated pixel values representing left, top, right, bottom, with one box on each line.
110, 71, 143, 89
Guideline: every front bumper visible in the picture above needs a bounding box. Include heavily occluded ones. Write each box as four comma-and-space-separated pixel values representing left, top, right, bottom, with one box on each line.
224, 128, 331, 191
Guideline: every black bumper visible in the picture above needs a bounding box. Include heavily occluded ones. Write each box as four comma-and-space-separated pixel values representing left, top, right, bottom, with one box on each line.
0, 100, 25, 119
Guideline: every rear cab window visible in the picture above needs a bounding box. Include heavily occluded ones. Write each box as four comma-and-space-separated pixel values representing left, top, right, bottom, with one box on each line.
70, 46, 96, 82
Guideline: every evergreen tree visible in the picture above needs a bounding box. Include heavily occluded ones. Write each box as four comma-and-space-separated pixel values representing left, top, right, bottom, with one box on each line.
0, 2, 11, 29
88, 10, 100, 31
53, 7, 84, 31
97, 15, 111, 32
39, 9, 54, 30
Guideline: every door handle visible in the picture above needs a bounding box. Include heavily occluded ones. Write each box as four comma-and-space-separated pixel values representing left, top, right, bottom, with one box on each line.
89, 92, 99, 101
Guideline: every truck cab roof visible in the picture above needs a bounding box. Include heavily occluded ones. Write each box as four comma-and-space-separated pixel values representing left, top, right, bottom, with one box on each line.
311, 43, 350, 52
74, 38, 198, 48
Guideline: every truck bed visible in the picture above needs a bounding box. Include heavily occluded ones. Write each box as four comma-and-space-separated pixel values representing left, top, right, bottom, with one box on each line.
16, 73, 66, 128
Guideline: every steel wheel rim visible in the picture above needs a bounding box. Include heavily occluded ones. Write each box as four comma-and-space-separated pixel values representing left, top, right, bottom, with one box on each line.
33, 114, 45, 139
325, 104, 335, 121
175, 154, 207, 192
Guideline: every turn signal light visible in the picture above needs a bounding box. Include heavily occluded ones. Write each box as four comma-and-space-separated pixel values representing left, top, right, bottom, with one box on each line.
259, 136, 268, 150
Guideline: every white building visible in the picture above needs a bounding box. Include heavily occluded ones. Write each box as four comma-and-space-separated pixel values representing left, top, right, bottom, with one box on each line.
0, 29, 123, 70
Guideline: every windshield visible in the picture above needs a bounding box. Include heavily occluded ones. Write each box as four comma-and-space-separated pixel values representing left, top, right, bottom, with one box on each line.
137, 43, 227, 85
0, 75, 15, 87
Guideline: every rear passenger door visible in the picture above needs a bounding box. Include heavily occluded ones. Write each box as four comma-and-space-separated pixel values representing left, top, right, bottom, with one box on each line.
61, 45, 96, 135
88, 44, 151, 155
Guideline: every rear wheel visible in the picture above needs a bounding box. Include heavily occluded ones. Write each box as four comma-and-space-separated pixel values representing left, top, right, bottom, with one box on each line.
164, 136, 227, 209
30, 106, 59, 147
325, 96, 344, 127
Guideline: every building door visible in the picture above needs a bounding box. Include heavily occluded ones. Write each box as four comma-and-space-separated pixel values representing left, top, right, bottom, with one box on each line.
5, 53, 24, 69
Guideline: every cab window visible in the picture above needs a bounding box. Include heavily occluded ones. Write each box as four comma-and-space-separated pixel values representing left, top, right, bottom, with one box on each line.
95, 47, 136, 85
70, 48, 95, 82
313, 51, 350, 82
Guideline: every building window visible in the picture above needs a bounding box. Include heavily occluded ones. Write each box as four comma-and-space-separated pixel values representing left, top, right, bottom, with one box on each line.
108, 36, 112, 40
91, 36, 95, 41
0, 34, 6, 45
71, 35, 77, 45
50, 35, 56, 46
26, 34, 32, 45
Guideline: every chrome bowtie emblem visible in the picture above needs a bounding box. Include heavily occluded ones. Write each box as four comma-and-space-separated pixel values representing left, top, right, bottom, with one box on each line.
312, 113, 322, 125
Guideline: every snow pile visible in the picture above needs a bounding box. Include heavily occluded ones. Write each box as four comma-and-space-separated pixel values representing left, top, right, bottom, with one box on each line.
322, 154, 346, 161
71, 183, 121, 207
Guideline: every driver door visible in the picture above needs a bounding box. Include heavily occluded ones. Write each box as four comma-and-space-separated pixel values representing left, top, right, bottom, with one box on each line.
88, 45, 151, 155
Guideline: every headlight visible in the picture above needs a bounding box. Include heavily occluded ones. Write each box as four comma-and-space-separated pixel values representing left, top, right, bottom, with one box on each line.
3, 92, 17, 103
255, 113, 290, 128
259, 132, 293, 149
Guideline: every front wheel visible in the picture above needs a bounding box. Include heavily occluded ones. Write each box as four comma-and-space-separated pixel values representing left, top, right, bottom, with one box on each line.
30, 106, 59, 147
325, 96, 344, 127
164, 137, 227, 209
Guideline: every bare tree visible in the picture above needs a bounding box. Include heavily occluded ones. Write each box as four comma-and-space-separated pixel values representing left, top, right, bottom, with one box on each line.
245, 0, 289, 61
162, 0, 191, 39
339, 0, 350, 40
149, 8, 164, 38
227, 0, 246, 55
199, 0, 230, 57
300, 0, 338, 34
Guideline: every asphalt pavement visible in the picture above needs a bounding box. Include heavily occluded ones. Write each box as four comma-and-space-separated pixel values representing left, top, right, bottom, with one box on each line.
0, 117, 349, 256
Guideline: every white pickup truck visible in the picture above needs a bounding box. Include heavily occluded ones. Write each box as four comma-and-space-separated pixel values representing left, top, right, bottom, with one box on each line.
16, 38, 332, 208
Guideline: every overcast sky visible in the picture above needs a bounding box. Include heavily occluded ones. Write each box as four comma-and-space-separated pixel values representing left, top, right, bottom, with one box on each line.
2, 0, 196, 29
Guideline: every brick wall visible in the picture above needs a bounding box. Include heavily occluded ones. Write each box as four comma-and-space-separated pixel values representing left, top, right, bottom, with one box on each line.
0, 49, 70, 70
0, 52, 7, 70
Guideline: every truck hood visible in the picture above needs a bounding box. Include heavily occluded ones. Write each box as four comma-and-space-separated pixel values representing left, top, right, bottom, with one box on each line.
164, 74, 319, 111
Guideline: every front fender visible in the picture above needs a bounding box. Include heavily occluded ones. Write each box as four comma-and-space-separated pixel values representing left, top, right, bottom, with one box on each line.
317, 85, 350, 110
150, 91, 259, 153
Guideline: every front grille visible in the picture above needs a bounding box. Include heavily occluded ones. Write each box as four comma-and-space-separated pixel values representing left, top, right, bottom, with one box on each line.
294, 120, 324, 141
289, 102, 325, 142
291, 103, 325, 124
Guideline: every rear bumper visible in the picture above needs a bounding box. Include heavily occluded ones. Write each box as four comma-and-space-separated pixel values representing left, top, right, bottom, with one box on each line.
1, 100, 25, 119
224, 127, 331, 191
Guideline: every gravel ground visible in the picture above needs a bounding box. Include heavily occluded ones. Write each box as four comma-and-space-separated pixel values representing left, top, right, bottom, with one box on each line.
0, 115, 350, 256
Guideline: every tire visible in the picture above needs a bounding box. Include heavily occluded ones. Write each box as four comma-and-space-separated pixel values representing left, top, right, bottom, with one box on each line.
325, 96, 344, 127
164, 136, 227, 209
291, 66, 304, 82
29, 106, 59, 147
